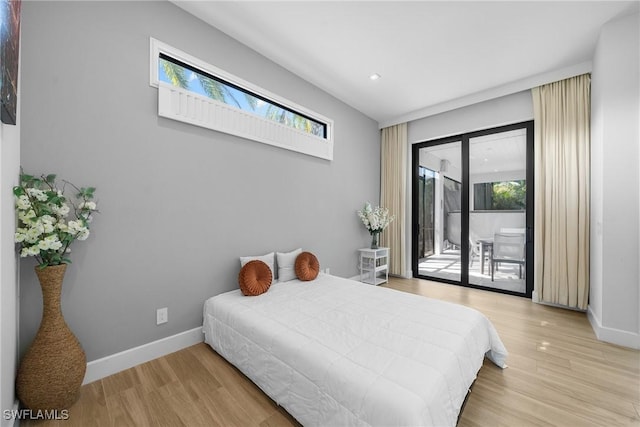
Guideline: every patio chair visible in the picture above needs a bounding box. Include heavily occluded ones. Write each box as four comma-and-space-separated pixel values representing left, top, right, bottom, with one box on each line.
491, 233, 525, 281
468, 238, 481, 267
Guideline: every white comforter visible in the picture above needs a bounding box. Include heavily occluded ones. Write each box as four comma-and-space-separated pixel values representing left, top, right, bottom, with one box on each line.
203, 274, 507, 427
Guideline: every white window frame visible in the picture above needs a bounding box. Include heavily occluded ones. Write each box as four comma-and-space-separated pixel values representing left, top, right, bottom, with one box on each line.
150, 38, 334, 161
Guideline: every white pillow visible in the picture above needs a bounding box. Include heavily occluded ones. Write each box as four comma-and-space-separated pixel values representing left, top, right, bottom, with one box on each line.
276, 248, 303, 282
240, 252, 275, 282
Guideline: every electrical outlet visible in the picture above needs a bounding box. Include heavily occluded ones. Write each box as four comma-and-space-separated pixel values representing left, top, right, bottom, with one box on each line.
325, 267, 330, 274
156, 307, 168, 325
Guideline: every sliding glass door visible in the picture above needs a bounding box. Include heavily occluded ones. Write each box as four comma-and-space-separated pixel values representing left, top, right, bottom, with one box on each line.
412, 122, 533, 297
413, 139, 462, 283
468, 128, 529, 293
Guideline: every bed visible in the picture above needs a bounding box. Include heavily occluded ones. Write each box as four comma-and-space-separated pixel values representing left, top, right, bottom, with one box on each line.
203, 273, 507, 427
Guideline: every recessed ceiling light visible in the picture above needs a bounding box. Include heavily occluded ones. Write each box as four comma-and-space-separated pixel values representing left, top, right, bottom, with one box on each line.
369, 73, 381, 81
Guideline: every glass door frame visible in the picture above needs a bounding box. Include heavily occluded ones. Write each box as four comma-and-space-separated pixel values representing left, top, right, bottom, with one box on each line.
411, 121, 534, 298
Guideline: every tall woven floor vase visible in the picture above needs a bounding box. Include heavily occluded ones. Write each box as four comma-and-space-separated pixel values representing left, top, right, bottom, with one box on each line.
16, 264, 86, 410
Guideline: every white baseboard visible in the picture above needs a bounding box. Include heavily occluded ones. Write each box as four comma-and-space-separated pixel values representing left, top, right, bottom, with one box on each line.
387, 270, 413, 279
587, 305, 640, 350
532, 290, 540, 303
83, 327, 204, 384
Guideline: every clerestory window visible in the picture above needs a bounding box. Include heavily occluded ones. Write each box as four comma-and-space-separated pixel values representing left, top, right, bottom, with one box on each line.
150, 38, 334, 160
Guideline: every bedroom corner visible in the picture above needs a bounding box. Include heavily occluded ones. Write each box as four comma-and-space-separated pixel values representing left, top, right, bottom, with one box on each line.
17, 0, 379, 389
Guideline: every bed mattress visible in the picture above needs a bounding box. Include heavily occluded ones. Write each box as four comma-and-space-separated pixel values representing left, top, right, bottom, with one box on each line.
203, 274, 507, 427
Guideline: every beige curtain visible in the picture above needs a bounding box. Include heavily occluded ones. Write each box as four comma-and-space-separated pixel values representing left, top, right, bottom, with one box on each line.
532, 74, 590, 310
380, 123, 407, 276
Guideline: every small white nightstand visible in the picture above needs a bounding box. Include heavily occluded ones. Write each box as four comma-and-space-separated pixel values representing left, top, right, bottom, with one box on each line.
358, 247, 389, 285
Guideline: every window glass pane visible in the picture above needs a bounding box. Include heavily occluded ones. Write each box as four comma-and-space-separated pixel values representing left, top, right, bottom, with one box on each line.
416, 141, 462, 283
469, 128, 527, 292
158, 56, 326, 139
474, 180, 526, 210
418, 167, 435, 257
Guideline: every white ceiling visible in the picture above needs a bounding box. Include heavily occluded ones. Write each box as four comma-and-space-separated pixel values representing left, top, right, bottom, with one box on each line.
172, 1, 638, 126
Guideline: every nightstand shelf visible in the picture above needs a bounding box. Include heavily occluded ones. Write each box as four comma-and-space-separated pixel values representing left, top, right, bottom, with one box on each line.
358, 247, 389, 285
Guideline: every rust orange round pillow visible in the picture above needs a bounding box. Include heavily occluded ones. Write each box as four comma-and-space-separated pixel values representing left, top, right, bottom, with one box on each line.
295, 252, 320, 281
238, 260, 272, 296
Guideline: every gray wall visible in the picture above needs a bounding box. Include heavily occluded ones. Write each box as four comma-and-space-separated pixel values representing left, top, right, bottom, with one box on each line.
19, 1, 380, 361
590, 11, 639, 346
408, 90, 534, 144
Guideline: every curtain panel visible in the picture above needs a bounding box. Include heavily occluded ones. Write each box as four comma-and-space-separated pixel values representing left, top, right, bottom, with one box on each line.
532, 74, 591, 310
380, 123, 407, 276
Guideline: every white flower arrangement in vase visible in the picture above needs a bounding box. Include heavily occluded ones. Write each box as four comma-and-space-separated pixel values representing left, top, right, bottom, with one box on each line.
357, 202, 394, 249
13, 172, 98, 268
14, 171, 99, 411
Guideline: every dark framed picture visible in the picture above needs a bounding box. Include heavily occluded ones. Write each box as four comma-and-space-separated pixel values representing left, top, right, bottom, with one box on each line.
1, 0, 21, 125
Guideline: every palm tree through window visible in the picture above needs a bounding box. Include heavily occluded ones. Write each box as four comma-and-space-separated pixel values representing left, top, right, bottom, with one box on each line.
159, 54, 327, 139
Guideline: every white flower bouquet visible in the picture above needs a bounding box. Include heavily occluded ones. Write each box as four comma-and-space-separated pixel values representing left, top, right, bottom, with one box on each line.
357, 202, 394, 234
13, 172, 98, 268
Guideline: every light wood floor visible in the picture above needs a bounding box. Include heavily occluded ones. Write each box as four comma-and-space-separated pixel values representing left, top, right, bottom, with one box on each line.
24, 277, 640, 426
